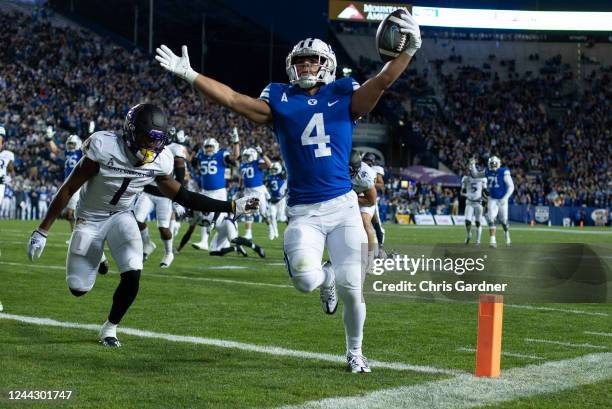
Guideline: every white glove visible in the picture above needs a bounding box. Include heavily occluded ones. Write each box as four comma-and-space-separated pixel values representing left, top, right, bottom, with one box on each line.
155, 45, 199, 85
230, 127, 240, 144
173, 203, 186, 218
255, 146, 263, 156
398, 12, 421, 56
233, 196, 260, 217
27, 229, 47, 261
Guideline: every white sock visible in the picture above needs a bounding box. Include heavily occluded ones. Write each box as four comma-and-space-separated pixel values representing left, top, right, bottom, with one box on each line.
245, 227, 252, 239
100, 320, 117, 338
162, 239, 173, 255
476, 226, 482, 242
338, 286, 365, 357
169, 219, 176, 237
141, 227, 150, 246
200, 226, 209, 243
100, 252, 107, 263
174, 222, 181, 237
322, 262, 335, 288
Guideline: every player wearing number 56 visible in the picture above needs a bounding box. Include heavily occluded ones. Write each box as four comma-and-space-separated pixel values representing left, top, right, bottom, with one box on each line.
155, 10, 420, 374
26, 103, 260, 348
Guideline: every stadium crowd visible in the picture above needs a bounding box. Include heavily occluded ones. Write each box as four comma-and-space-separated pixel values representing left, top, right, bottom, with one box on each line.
1, 9, 609, 222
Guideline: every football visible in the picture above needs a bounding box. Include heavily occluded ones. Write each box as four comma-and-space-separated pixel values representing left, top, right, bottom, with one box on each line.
376, 8, 409, 62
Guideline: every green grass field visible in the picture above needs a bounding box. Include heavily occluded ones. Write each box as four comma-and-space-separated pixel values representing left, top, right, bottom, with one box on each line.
1, 220, 610, 408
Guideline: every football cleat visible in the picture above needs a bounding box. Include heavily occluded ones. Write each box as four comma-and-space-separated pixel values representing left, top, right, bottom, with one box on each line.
191, 241, 208, 251
143, 241, 157, 260
489, 241, 497, 249
100, 337, 122, 348
320, 261, 338, 315
160, 253, 174, 268
464, 234, 471, 245
347, 353, 371, 373
98, 259, 109, 275
268, 227, 275, 241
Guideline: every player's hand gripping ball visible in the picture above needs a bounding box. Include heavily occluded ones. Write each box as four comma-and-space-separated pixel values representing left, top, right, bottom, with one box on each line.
376, 9, 421, 62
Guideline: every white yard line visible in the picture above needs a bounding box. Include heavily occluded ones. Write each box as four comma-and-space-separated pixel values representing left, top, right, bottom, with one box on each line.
584, 331, 612, 337
276, 352, 612, 409
457, 347, 545, 361
0, 312, 462, 376
1, 261, 608, 317
524, 338, 608, 349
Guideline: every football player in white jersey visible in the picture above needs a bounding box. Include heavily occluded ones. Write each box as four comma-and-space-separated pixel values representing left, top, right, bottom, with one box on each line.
349, 151, 378, 269
461, 174, 487, 245
0, 126, 15, 201
134, 128, 189, 268
27, 104, 259, 348
362, 152, 386, 257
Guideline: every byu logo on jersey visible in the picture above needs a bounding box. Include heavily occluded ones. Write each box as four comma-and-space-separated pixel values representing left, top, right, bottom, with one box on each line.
307, 99, 317, 106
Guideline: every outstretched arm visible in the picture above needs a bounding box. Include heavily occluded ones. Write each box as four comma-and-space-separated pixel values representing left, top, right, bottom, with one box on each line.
351, 12, 421, 118
156, 45, 272, 124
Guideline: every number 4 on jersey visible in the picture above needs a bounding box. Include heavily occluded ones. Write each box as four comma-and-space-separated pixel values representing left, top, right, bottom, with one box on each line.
301, 113, 331, 157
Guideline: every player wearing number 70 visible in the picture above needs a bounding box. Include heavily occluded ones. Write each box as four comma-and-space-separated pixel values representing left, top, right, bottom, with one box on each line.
156, 11, 421, 373
26, 103, 260, 348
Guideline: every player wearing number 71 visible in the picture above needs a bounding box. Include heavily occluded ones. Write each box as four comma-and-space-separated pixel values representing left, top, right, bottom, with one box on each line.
26, 103, 260, 348
156, 10, 421, 373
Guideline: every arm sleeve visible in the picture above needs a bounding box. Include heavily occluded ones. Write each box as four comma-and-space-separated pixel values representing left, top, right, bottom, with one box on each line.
503, 172, 514, 201
173, 185, 233, 213
258, 84, 271, 103
174, 166, 186, 185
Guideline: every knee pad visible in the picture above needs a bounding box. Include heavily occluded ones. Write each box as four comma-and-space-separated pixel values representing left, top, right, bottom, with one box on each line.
69, 288, 88, 297
475, 221, 481, 228
465, 220, 472, 227
291, 275, 321, 293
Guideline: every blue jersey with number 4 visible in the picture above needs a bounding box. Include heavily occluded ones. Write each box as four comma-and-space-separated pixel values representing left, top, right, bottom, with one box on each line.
197, 149, 228, 190
240, 160, 264, 188
485, 167, 510, 199
64, 150, 82, 180
259, 77, 359, 206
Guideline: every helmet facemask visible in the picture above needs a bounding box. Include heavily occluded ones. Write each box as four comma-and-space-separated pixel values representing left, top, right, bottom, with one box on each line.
488, 156, 501, 171
123, 104, 170, 166
286, 39, 336, 89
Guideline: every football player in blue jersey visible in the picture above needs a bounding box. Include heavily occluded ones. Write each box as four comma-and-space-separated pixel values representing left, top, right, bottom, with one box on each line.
239, 146, 273, 240
49, 134, 83, 230
469, 156, 515, 247
265, 162, 287, 239
191, 128, 240, 250
156, 10, 421, 373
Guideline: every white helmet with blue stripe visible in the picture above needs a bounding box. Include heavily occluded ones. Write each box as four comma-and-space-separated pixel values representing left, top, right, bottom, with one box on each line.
488, 156, 501, 170
286, 38, 336, 89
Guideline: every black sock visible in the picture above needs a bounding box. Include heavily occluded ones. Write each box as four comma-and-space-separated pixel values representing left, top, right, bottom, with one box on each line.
179, 228, 194, 250
108, 270, 141, 325
372, 221, 384, 245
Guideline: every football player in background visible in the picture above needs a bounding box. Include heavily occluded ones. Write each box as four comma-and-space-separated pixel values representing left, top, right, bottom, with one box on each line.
27, 103, 258, 348
134, 127, 188, 268
239, 146, 272, 240
156, 9, 421, 372
461, 172, 487, 245
264, 161, 287, 239
191, 128, 240, 250
0, 125, 15, 206
349, 151, 378, 270
469, 156, 515, 247
362, 152, 386, 258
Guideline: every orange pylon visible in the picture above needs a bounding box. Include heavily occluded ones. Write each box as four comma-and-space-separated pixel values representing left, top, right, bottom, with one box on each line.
475, 294, 504, 377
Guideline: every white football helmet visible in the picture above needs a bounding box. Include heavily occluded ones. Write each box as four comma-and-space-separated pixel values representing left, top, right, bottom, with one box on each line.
0, 125, 6, 136
242, 147, 258, 163
175, 129, 187, 144
270, 162, 282, 175
66, 134, 82, 152
203, 138, 219, 155
488, 156, 501, 170
286, 38, 336, 89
